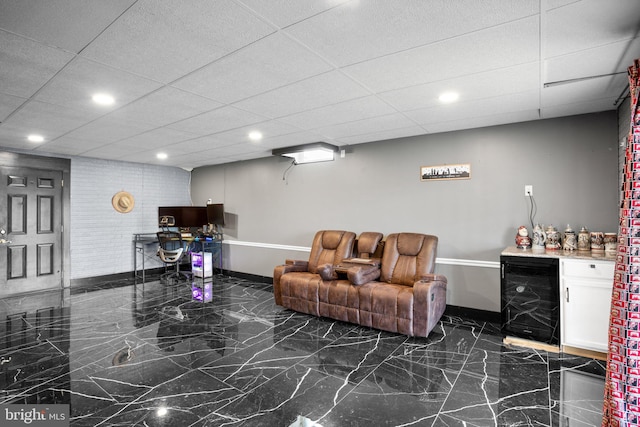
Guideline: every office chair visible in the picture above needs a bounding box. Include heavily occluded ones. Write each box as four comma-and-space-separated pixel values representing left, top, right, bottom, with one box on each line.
157, 231, 191, 283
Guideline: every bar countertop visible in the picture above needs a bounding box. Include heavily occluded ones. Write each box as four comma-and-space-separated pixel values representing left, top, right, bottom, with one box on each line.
501, 246, 616, 262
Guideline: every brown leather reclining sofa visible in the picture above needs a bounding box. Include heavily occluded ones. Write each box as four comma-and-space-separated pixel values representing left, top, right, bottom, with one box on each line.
273, 230, 447, 337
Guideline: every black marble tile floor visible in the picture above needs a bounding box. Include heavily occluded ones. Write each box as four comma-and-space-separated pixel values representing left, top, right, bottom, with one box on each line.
0, 275, 606, 426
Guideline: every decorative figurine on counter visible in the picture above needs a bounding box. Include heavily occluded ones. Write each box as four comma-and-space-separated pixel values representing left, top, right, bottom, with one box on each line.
545, 225, 561, 250
563, 224, 577, 251
578, 226, 591, 251
532, 223, 546, 249
515, 226, 532, 249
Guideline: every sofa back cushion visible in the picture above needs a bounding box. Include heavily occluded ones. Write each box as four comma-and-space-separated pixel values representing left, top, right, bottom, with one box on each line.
308, 230, 356, 274
380, 233, 438, 285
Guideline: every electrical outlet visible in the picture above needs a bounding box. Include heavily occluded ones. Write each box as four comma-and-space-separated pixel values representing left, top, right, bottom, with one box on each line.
525, 185, 533, 197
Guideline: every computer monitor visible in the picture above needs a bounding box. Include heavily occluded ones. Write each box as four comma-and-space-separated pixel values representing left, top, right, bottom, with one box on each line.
158, 206, 208, 229
206, 203, 225, 226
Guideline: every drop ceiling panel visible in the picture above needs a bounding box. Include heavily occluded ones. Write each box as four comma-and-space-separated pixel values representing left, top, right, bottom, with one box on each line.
168, 106, 268, 135
80, 0, 276, 83
337, 125, 427, 145
426, 110, 541, 134
115, 127, 200, 150
168, 135, 234, 155
203, 142, 267, 157
278, 96, 398, 130
315, 113, 418, 140
236, 0, 351, 29
80, 143, 146, 160
0, 31, 74, 98
342, 16, 540, 93
173, 32, 334, 104
544, 37, 640, 84
0, 93, 26, 122
34, 136, 112, 156
211, 120, 300, 145
405, 91, 540, 126
0, 126, 39, 149
63, 116, 156, 144
2, 101, 97, 140
33, 58, 163, 113
286, 0, 538, 67
544, 0, 640, 58
260, 131, 327, 150
380, 63, 540, 112
107, 87, 222, 126
0, 0, 135, 53
233, 71, 371, 118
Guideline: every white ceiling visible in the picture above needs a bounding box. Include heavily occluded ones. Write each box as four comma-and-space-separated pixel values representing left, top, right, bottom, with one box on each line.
0, 0, 638, 169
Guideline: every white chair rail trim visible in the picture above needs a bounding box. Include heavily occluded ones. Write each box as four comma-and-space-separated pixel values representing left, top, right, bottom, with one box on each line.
223, 240, 500, 269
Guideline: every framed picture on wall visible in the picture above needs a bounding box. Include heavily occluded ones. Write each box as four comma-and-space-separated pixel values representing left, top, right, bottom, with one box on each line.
420, 163, 471, 181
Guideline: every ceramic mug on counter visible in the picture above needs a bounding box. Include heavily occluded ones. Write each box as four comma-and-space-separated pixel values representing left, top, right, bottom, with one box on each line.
604, 233, 618, 253
591, 231, 605, 251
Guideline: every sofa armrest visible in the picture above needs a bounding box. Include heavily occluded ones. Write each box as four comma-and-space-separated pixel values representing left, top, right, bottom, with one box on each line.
285, 259, 309, 268
347, 264, 381, 286
273, 260, 310, 305
412, 276, 448, 337
416, 274, 447, 283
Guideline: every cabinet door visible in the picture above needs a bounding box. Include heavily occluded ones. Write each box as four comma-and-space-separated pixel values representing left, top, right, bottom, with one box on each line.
562, 279, 611, 352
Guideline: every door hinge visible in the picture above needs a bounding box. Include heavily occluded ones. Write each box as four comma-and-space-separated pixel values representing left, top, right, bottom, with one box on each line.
565, 287, 569, 303
61, 179, 64, 187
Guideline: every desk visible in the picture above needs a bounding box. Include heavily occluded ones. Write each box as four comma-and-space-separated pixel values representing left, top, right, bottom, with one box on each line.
133, 233, 159, 283
133, 233, 223, 283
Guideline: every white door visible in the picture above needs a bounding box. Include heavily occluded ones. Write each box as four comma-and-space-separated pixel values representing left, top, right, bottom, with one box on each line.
0, 165, 63, 296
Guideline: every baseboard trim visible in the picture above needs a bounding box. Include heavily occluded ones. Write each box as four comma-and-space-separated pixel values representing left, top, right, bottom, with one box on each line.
226, 270, 272, 284
444, 305, 500, 323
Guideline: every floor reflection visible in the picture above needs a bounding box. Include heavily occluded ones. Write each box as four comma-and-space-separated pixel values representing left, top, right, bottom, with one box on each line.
0, 275, 605, 426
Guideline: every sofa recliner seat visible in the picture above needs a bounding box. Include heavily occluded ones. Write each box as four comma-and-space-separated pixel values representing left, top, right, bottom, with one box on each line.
274, 230, 447, 337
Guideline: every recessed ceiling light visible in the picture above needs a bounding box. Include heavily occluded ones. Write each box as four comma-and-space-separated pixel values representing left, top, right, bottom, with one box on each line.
27, 134, 44, 143
92, 93, 115, 106
438, 92, 459, 103
248, 131, 263, 141
157, 152, 168, 160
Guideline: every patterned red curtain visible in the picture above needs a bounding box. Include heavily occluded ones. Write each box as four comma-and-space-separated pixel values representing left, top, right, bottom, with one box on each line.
603, 58, 640, 427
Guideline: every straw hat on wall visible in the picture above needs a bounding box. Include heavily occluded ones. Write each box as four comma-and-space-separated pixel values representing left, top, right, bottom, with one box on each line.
112, 191, 135, 213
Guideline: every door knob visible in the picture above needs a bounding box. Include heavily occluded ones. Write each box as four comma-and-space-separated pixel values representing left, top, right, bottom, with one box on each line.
0, 228, 11, 244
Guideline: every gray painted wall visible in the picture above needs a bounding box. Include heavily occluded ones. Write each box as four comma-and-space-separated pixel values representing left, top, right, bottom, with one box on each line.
191, 112, 618, 312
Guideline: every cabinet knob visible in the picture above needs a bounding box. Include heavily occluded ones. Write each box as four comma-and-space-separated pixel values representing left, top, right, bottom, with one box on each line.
590, 264, 596, 269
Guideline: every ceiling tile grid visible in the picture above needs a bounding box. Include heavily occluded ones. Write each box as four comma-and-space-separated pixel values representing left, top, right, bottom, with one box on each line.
0, 0, 638, 168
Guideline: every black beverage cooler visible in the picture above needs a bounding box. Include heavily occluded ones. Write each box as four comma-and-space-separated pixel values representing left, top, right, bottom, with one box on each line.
500, 255, 560, 345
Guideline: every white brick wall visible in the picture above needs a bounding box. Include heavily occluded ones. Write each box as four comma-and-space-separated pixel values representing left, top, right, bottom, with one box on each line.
70, 157, 191, 279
